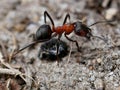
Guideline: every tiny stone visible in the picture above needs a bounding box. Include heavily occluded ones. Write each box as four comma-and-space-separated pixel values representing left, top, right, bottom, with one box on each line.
89, 65, 94, 70
90, 75, 95, 81
105, 8, 118, 20
97, 58, 102, 64
92, 59, 96, 64
13, 24, 26, 32
108, 72, 114, 76
94, 79, 104, 90
112, 52, 119, 59
114, 83, 119, 87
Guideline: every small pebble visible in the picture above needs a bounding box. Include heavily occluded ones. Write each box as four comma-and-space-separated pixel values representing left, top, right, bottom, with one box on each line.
13, 24, 26, 32
112, 52, 119, 59
94, 79, 104, 90
90, 75, 95, 81
97, 58, 102, 64
89, 65, 94, 70
105, 8, 118, 20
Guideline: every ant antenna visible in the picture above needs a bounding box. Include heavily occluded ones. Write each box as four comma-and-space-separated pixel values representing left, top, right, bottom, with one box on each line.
91, 35, 107, 42
88, 20, 114, 27
87, 20, 114, 42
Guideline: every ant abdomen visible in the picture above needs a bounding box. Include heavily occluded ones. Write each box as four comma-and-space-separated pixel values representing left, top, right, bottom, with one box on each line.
35, 24, 52, 40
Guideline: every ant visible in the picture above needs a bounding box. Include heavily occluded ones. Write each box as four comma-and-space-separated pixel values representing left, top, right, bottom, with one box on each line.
13, 11, 112, 57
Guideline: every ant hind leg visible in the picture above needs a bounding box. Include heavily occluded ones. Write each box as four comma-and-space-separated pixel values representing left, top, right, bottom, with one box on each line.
56, 34, 62, 64
13, 33, 58, 58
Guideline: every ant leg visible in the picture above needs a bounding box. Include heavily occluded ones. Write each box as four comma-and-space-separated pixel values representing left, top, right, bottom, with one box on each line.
63, 13, 70, 25
64, 34, 81, 52
44, 11, 55, 26
56, 34, 62, 63
13, 39, 50, 57
13, 33, 57, 57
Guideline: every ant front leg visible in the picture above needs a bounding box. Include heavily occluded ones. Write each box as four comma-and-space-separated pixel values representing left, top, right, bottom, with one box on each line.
63, 13, 70, 25
44, 11, 55, 28
64, 34, 81, 52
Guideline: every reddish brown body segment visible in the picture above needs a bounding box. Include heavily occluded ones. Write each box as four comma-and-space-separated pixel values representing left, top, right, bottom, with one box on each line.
79, 30, 87, 36
54, 24, 75, 35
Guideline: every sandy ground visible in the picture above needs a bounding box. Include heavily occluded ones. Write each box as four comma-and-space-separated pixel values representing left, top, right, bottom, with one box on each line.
0, 0, 120, 90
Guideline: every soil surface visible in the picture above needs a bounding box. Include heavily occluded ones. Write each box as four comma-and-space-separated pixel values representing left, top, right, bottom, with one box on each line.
0, 0, 120, 90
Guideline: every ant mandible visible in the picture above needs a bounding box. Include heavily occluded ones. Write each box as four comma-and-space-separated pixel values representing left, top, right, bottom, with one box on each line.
13, 11, 111, 56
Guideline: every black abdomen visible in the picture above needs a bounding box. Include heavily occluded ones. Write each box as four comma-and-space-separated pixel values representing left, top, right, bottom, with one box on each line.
36, 24, 52, 40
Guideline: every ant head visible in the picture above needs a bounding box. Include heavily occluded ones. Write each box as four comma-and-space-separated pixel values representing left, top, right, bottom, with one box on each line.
35, 24, 52, 40
73, 21, 92, 39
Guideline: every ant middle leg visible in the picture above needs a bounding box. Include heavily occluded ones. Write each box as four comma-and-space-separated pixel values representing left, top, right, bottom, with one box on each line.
64, 34, 81, 52
56, 34, 62, 63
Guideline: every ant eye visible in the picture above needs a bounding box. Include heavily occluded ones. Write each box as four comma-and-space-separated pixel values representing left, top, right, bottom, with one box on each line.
36, 24, 52, 40
74, 22, 82, 34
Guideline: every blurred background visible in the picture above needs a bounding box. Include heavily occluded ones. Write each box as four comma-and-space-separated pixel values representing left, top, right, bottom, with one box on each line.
0, 0, 120, 90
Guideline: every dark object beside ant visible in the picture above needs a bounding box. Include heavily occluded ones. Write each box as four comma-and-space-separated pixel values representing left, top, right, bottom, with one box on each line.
38, 38, 69, 61
13, 11, 112, 59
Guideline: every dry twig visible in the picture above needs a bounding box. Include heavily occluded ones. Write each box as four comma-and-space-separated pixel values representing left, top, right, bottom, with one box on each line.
0, 52, 36, 85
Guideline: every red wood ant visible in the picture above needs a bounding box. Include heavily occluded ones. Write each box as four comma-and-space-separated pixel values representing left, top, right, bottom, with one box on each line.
13, 11, 112, 57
